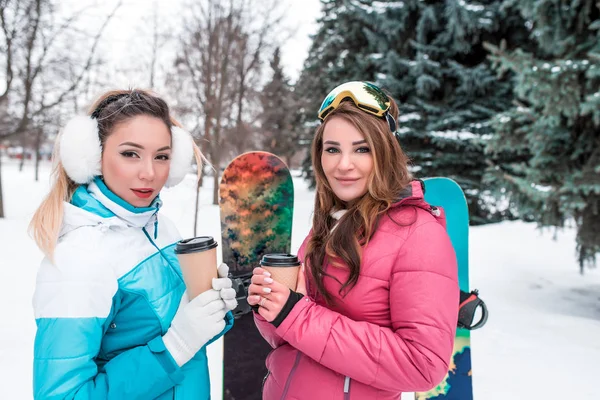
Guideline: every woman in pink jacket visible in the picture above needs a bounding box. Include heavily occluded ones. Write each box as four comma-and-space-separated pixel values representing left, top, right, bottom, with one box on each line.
247, 81, 459, 399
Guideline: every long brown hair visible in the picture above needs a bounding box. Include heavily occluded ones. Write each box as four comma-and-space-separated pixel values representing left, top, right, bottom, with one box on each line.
29, 89, 205, 261
306, 98, 413, 304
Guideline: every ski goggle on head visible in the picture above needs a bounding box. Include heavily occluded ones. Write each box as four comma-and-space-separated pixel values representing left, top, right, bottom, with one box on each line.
317, 81, 397, 133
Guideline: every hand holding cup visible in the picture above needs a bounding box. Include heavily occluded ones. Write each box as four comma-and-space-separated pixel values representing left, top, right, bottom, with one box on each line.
212, 262, 237, 311
247, 267, 291, 322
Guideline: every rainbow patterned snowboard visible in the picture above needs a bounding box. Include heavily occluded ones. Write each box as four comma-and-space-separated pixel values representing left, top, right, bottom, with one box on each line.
219, 151, 294, 400
416, 177, 473, 400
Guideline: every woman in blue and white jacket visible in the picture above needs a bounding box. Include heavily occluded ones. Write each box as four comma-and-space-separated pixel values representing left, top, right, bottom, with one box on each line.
29, 89, 236, 399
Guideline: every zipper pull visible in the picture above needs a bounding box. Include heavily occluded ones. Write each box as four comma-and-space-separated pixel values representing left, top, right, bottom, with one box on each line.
343, 376, 350, 393
154, 218, 158, 240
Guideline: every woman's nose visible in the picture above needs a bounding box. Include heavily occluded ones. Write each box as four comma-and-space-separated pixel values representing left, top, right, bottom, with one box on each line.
337, 153, 354, 170
139, 159, 155, 181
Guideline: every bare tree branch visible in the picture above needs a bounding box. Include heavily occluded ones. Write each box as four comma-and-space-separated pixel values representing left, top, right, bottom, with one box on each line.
33, 0, 124, 115
0, 4, 15, 101
171, 0, 287, 208
16, 0, 43, 138
0, 0, 123, 141
31, 3, 98, 83
181, 43, 207, 107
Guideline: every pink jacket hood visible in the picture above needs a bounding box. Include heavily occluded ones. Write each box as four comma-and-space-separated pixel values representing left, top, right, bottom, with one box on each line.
255, 180, 459, 399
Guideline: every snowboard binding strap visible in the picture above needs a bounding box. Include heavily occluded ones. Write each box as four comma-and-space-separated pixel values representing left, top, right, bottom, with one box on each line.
230, 273, 254, 318
458, 289, 488, 330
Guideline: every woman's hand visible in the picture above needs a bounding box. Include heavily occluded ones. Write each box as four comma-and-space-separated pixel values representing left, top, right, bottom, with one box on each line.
212, 263, 238, 311
163, 289, 227, 367
247, 267, 290, 322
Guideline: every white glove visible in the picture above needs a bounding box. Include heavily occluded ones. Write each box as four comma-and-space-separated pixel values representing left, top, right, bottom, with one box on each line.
213, 263, 238, 312
163, 289, 227, 367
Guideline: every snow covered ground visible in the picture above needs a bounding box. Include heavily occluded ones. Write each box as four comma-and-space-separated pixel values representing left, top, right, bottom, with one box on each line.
1, 159, 599, 399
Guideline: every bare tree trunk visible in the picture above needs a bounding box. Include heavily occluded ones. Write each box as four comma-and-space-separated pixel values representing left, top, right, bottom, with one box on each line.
0, 154, 4, 218
193, 123, 212, 233
211, 7, 235, 205
193, 177, 201, 237
19, 146, 25, 171
212, 146, 220, 205
149, 0, 158, 88
197, 165, 205, 188
193, 139, 209, 236
198, 117, 212, 190
35, 128, 42, 181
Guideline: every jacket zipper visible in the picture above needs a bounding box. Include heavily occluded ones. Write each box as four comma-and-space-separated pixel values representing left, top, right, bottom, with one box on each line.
262, 370, 271, 394
142, 227, 177, 271
280, 351, 301, 400
143, 216, 178, 400
343, 376, 351, 400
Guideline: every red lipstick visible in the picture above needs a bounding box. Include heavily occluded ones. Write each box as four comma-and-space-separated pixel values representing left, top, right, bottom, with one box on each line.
131, 188, 154, 199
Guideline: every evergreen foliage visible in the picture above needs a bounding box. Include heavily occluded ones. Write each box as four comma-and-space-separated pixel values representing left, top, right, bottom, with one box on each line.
485, 0, 600, 270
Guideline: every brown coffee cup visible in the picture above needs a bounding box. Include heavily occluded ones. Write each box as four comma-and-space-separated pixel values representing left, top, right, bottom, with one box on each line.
260, 253, 301, 291
175, 236, 219, 298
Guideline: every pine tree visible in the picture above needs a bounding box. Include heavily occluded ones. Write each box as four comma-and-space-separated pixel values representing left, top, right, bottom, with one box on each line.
295, 0, 529, 225
485, 0, 600, 270
370, 0, 530, 224
259, 48, 297, 166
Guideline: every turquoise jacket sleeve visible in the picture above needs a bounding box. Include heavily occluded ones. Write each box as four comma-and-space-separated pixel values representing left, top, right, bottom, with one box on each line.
34, 316, 182, 399
33, 312, 234, 399
32, 241, 234, 400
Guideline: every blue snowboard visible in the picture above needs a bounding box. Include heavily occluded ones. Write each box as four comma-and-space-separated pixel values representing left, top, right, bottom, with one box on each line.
416, 177, 473, 400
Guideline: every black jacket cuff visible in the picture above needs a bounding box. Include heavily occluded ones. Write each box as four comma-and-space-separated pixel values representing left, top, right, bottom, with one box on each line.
271, 289, 304, 327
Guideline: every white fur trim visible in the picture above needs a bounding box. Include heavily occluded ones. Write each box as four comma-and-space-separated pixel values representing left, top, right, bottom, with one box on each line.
330, 209, 348, 233
58, 116, 193, 187
165, 126, 194, 187
330, 209, 348, 220
59, 116, 101, 184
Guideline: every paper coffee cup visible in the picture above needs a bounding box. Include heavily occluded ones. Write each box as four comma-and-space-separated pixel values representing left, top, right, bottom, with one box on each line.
260, 253, 301, 290
175, 236, 219, 298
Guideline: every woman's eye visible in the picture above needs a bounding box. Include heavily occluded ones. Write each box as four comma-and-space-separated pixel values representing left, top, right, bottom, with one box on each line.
156, 154, 170, 161
120, 151, 139, 158
356, 147, 371, 153
324, 147, 340, 154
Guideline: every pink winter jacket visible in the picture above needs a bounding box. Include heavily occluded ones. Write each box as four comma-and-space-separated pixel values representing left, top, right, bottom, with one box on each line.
254, 180, 459, 400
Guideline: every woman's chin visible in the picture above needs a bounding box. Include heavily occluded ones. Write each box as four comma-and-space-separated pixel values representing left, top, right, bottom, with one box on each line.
332, 188, 368, 204
127, 196, 154, 208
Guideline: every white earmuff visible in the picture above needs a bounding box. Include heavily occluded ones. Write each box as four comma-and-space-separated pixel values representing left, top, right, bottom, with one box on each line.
164, 126, 195, 188
59, 116, 102, 184
58, 116, 194, 187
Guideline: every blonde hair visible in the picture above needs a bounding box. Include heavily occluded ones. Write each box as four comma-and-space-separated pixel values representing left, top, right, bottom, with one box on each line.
29, 89, 205, 261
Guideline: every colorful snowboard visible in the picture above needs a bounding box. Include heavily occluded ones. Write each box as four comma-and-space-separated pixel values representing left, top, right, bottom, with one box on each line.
219, 151, 294, 400
416, 177, 473, 400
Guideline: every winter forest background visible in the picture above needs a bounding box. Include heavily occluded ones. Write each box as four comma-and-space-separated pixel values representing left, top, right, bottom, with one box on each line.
0, 0, 599, 397
1, 0, 599, 270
